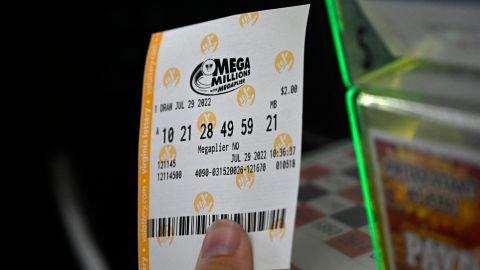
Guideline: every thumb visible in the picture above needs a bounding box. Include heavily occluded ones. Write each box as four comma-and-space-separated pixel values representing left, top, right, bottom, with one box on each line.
196, 220, 253, 270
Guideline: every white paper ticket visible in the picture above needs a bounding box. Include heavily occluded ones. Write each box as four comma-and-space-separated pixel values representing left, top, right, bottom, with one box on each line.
138, 5, 309, 269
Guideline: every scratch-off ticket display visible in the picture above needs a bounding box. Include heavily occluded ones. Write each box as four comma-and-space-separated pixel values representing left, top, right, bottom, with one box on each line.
138, 5, 309, 270
369, 130, 480, 270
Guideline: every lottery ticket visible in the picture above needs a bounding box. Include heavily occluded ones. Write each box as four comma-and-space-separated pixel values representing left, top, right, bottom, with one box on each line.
138, 5, 309, 269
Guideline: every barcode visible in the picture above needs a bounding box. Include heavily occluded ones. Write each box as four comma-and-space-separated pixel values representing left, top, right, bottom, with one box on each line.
148, 208, 286, 238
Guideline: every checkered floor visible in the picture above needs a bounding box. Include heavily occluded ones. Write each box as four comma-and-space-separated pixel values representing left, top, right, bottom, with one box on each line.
292, 141, 377, 270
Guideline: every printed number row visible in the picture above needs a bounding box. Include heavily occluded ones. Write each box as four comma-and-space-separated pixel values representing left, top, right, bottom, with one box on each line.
160, 114, 278, 143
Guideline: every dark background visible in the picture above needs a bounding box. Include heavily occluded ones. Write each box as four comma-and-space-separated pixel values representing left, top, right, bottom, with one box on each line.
40, 1, 349, 269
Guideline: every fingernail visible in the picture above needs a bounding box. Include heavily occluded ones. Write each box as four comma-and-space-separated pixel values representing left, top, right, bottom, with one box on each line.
201, 220, 241, 258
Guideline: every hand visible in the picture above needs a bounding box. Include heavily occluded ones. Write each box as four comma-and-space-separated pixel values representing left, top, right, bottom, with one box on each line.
195, 220, 253, 270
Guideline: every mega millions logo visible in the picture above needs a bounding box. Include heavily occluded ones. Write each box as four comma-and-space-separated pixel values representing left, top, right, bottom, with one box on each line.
236, 84, 256, 107
190, 57, 251, 96
274, 133, 293, 152
239, 12, 259, 27
200, 33, 219, 54
275, 50, 294, 73
269, 219, 286, 241
163, 67, 181, 88
194, 192, 215, 214
156, 225, 174, 247
159, 144, 176, 161
196, 111, 217, 132
235, 166, 255, 189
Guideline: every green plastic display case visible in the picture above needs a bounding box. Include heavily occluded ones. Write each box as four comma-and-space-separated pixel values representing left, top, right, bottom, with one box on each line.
326, 1, 480, 269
